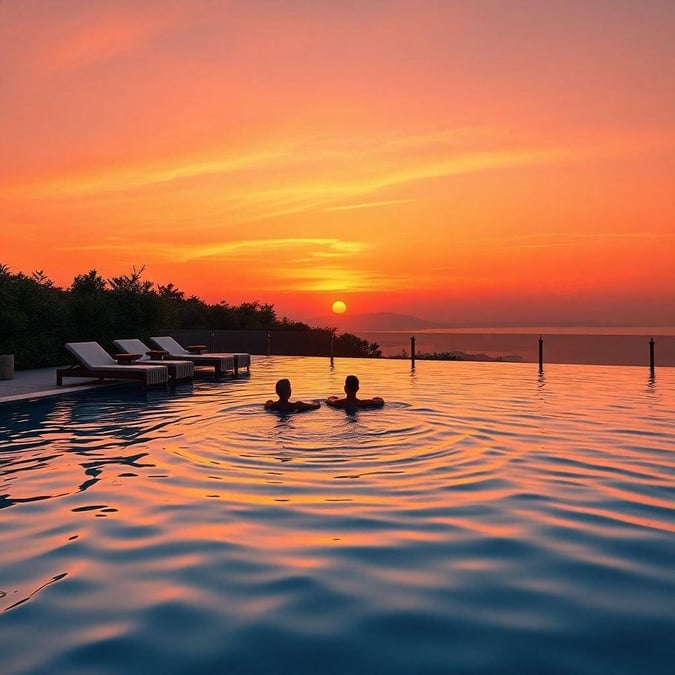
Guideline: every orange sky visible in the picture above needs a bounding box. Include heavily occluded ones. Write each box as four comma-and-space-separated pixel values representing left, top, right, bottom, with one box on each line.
1, 0, 674, 326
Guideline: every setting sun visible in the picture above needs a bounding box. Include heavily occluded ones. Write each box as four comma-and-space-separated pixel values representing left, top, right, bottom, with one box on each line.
332, 300, 347, 314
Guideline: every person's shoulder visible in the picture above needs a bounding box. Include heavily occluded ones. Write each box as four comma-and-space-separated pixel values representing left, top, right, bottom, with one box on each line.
265, 399, 293, 411
327, 396, 346, 408
265, 400, 293, 412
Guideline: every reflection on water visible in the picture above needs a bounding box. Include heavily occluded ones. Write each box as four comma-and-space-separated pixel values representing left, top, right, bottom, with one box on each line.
1, 357, 674, 675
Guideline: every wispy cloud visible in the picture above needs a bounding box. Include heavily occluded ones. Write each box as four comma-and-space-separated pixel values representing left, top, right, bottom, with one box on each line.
2, 148, 291, 197
458, 231, 675, 251
322, 198, 414, 212
233, 145, 575, 223
258, 264, 412, 293
180, 238, 368, 263
5, 127, 670, 236
2, 127, 571, 199
60, 237, 368, 263
40, 8, 185, 73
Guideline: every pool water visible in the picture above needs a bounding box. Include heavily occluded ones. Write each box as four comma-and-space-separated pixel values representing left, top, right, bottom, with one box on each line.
1, 357, 674, 674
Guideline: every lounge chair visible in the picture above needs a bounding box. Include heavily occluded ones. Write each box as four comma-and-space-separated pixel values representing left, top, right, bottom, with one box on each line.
56, 341, 169, 389
113, 338, 194, 382
149, 336, 250, 378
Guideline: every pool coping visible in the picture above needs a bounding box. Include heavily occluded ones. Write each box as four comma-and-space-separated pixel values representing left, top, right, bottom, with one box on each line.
0, 367, 130, 405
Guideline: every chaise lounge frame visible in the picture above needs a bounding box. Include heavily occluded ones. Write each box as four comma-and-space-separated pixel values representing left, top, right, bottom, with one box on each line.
149, 336, 250, 378
56, 342, 169, 390
112, 338, 195, 383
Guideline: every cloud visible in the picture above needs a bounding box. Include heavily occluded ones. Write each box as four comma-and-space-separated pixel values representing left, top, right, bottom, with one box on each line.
257, 264, 411, 293
5, 125, 669, 239
38, 6, 185, 73
2, 126, 569, 198
2, 148, 291, 197
322, 199, 414, 212
456, 231, 675, 251
55, 234, 396, 293
224, 140, 575, 222
179, 238, 367, 262
59, 237, 368, 263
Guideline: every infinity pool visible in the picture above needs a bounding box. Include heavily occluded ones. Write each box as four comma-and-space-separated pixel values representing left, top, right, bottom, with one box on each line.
1, 357, 674, 674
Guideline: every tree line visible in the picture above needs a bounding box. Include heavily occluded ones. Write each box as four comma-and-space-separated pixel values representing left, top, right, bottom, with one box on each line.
0, 264, 381, 369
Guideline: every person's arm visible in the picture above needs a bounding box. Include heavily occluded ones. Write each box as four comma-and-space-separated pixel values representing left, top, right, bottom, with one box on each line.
264, 399, 277, 410
294, 400, 320, 411
326, 396, 344, 408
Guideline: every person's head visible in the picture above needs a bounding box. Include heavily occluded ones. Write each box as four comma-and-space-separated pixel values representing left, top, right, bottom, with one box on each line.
344, 375, 359, 395
275, 378, 291, 401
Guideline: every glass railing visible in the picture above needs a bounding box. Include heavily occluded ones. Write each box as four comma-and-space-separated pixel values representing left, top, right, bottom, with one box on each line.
159, 328, 674, 367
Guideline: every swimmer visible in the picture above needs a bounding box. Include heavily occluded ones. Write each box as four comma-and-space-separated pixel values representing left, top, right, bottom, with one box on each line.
326, 375, 384, 409
264, 378, 321, 412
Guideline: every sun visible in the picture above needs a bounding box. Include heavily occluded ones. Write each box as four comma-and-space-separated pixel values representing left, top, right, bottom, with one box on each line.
331, 300, 347, 314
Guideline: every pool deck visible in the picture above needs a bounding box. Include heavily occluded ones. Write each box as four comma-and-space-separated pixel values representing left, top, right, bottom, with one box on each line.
0, 367, 122, 404
0, 357, 261, 405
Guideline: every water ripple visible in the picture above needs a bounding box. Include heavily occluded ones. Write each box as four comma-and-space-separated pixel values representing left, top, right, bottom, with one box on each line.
1, 358, 674, 674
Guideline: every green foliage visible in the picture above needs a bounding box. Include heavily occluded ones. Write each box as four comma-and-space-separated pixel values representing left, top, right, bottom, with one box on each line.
107, 265, 154, 294
0, 268, 68, 367
0, 263, 382, 368
334, 332, 382, 358
157, 282, 184, 300
72, 270, 107, 294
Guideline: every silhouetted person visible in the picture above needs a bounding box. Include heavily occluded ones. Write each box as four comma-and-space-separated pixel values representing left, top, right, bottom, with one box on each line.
265, 378, 320, 412
326, 375, 384, 409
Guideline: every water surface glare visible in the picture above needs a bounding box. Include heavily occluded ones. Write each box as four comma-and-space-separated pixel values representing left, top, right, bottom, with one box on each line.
1, 357, 674, 674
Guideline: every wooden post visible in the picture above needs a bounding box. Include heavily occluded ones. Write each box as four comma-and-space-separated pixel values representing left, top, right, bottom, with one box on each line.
411, 336, 416, 369
538, 336, 544, 373
266, 331, 271, 357
330, 332, 335, 367
649, 337, 655, 374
